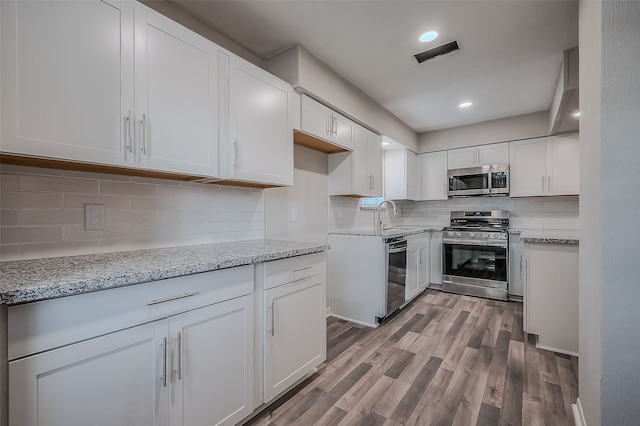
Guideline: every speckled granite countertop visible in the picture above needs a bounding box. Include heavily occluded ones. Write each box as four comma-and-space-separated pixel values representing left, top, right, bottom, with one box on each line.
519, 230, 579, 245
0, 240, 328, 305
330, 227, 439, 238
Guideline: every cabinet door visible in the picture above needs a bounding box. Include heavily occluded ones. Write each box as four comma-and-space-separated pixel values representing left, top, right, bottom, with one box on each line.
228, 56, 293, 185
9, 320, 168, 426
430, 231, 443, 285
300, 95, 332, 141
509, 138, 548, 197
418, 245, 430, 290
406, 249, 421, 301
333, 112, 356, 150
351, 126, 371, 196
478, 142, 509, 165
169, 295, 253, 426
421, 151, 448, 200
264, 275, 326, 402
1, 0, 134, 166
407, 150, 422, 200
508, 233, 524, 298
134, 4, 218, 176
548, 134, 580, 195
447, 146, 477, 169
367, 131, 383, 197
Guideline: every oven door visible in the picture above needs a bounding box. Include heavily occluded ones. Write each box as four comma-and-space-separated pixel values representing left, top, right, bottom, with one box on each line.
442, 238, 508, 299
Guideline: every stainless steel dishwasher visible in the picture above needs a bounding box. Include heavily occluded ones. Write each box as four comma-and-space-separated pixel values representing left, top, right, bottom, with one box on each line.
379, 236, 407, 322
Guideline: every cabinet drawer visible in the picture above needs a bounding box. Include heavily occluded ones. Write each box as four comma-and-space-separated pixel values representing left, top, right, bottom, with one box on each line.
263, 252, 326, 289
8, 265, 253, 361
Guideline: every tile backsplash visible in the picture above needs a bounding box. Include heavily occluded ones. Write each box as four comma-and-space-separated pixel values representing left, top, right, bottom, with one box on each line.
329, 195, 579, 232
0, 165, 264, 261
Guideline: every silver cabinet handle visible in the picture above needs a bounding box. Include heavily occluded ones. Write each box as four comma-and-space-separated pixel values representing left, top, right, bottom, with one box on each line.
124, 111, 133, 160
139, 113, 147, 156
293, 265, 313, 272
175, 332, 182, 380
267, 303, 275, 336
161, 337, 167, 388
233, 138, 239, 171
326, 116, 330, 136
332, 116, 337, 136
147, 292, 198, 306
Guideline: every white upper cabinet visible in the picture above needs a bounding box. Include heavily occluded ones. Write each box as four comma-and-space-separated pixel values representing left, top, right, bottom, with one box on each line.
224, 55, 294, 186
300, 95, 355, 151
1, 0, 219, 176
134, 3, 219, 176
510, 133, 579, 197
384, 149, 421, 200
1, 0, 134, 166
420, 151, 448, 200
329, 125, 382, 197
447, 142, 509, 169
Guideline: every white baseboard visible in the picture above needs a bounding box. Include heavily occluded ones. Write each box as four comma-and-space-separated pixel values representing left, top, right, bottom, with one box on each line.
326, 313, 377, 328
572, 398, 586, 426
535, 343, 579, 358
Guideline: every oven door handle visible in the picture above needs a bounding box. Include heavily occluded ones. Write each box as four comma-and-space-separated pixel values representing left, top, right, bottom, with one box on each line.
388, 246, 407, 254
442, 239, 508, 248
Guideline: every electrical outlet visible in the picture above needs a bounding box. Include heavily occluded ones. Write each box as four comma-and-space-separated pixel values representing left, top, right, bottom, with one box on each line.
291, 207, 298, 222
85, 204, 105, 230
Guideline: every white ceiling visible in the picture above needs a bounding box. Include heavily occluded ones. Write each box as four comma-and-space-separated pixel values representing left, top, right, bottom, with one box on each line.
170, 0, 579, 133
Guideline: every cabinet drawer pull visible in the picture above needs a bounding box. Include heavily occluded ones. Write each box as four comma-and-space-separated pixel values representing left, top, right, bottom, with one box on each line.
175, 332, 182, 380
292, 265, 313, 273
267, 303, 275, 336
147, 292, 198, 306
161, 337, 168, 388
140, 113, 147, 155
124, 111, 133, 159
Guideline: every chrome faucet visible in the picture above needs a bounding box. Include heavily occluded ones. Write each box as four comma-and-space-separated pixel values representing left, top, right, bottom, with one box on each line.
375, 200, 398, 233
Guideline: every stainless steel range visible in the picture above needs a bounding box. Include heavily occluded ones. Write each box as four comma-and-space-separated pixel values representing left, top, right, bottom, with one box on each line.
442, 210, 509, 300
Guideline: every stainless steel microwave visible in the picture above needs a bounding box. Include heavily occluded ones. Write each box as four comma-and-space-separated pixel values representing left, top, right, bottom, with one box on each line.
447, 165, 509, 197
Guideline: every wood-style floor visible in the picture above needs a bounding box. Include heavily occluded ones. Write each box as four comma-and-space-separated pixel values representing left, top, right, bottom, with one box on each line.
247, 289, 578, 426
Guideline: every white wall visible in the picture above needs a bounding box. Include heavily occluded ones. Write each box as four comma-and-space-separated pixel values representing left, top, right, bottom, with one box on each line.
418, 111, 550, 153
0, 165, 264, 261
579, 1, 640, 425
264, 145, 329, 243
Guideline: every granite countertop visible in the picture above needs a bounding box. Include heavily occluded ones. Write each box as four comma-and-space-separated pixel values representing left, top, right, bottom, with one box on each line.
519, 230, 579, 245
330, 227, 439, 238
0, 239, 328, 306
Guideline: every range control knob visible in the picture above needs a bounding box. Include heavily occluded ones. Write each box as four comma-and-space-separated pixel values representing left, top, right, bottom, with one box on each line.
469, 232, 475, 238
483, 232, 489, 238
456, 232, 462, 237
447, 231, 454, 236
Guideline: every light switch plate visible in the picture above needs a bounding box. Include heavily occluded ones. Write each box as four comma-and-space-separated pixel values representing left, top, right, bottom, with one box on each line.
291, 207, 298, 222
85, 204, 105, 230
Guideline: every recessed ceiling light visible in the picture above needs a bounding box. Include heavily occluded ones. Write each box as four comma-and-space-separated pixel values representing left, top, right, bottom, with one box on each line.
459, 101, 473, 108
573, 111, 581, 117
419, 31, 438, 43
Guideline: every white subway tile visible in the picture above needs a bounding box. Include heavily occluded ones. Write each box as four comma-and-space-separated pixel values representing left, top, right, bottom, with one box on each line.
237, 230, 265, 240
157, 210, 202, 223
63, 194, 130, 210
20, 209, 84, 226
157, 234, 201, 248
99, 238, 158, 254
201, 232, 237, 244
1, 226, 62, 244
20, 174, 99, 194
100, 180, 156, 197
1, 210, 20, 227
1, 173, 20, 191
157, 185, 201, 199
106, 209, 157, 224
63, 223, 131, 241
1, 192, 62, 209
0, 245, 20, 261
131, 197, 178, 211
20, 241, 100, 260
131, 176, 181, 186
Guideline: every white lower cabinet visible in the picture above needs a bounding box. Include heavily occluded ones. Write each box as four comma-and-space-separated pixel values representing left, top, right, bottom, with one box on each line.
524, 242, 578, 356
406, 232, 430, 301
8, 271, 254, 426
261, 253, 327, 403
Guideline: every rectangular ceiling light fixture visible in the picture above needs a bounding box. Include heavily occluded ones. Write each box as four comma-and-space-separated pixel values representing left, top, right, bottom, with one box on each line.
414, 40, 460, 64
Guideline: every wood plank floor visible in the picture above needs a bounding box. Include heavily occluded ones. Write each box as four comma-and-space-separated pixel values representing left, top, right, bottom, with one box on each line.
246, 290, 578, 426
